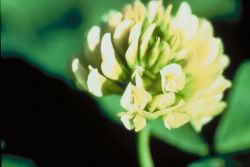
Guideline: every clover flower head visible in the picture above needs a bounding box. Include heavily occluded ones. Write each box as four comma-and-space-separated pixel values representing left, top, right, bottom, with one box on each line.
72, 0, 231, 132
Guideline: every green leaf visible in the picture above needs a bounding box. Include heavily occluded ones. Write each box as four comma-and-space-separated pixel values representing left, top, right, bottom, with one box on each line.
150, 120, 209, 156
96, 95, 123, 122
188, 157, 225, 167
166, 0, 240, 20
2, 154, 36, 167
1, 0, 131, 82
2, 29, 83, 82
215, 60, 250, 153
97, 95, 209, 156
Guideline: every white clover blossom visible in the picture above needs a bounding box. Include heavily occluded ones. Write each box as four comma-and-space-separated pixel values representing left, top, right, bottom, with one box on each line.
72, 0, 231, 132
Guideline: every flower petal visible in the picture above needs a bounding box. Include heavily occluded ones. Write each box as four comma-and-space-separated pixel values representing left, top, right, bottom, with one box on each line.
133, 114, 146, 132
160, 63, 186, 92
101, 33, 125, 81
113, 19, 133, 54
120, 113, 135, 130
163, 112, 191, 129
87, 66, 121, 97
72, 58, 89, 90
120, 83, 152, 110
140, 23, 157, 60
148, 92, 176, 112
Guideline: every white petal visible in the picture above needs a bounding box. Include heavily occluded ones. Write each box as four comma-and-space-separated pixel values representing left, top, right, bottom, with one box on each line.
175, 2, 192, 24
160, 64, 186, 92
101, 33, 125, 80
87, 26, 101, 51
113, 19, 133, 53
133, 114, 146, 132
106, 11, 123, 31
182, 15, 199, 40
200, 38, 222, 67
72, 58, 89, 90
148, 37, 160, 67
148, 92, 176, 112
163, 4, 173, 26
120, 83, 152, 110
148, 0, 163, 23
163, 112, 190, 129
87, 67, 107, 97
128, 22, 142, 44
220, 55, 230, 69
125, 37, 139, 67
140, 23, 157, 59
191, 117, 212, 132
121, 114, 135, 130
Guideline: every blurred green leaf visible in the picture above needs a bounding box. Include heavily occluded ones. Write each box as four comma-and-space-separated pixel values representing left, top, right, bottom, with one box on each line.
215, 60, 250, 153
97, 95, 123, 122
188, 157, 225, 167
97, 95, 209, 156
166, 0, 240, 20
2, 154, 36, 167
150, 120, 209, 156
2, 29, 83, 82
1, 0, 132, 82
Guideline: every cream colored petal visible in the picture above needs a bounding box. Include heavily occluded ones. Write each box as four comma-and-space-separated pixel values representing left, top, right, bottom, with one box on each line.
153, 42, 172, 72
140, 23, 157, 60
106, 11, 123, 32
128, 22, 142, 44
121, 113, 135, 130
87, 66, 122, 96
182, 51, 198, 73
134, 70, 144, 89
85, 26, 102, 67
220, 55, 230, 69
191, 116, 212, 132
163, 4, 173, 26
163, 112, 190, 129
199, 19, 214, 37
199, 38, 222, 67
147, 0, 163, 23
175, 2, 192, 24
153, 100, 186, 117
87, 26, 101, 51
101, 33, 125, 81
160, 63, 186, 92
133, 114, 147, 132
182, 15, 199, 41
113, 19, 133, 53
148, 37, 160, 67
125, 38, 139, 67
120, 83, 152, 110
211, 76, 232, 95
87, 67, 107, 97
133, 0, 146, 21
125, 23, 142, 67
148, 92, 176, 112
186, 19, 213, 53
72, 58, 89, 90
198, 101, 226, 118
123, 4, 133, 19
168, 34, 182, 51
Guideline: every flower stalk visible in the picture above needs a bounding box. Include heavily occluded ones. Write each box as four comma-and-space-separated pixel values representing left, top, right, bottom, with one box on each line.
138, 126, 154, 167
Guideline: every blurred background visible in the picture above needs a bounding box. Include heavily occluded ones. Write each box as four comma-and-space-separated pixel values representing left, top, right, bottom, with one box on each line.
1, 0, 250, 166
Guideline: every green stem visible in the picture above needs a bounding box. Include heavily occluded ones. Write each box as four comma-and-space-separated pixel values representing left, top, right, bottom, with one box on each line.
138, 126, 154, 167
